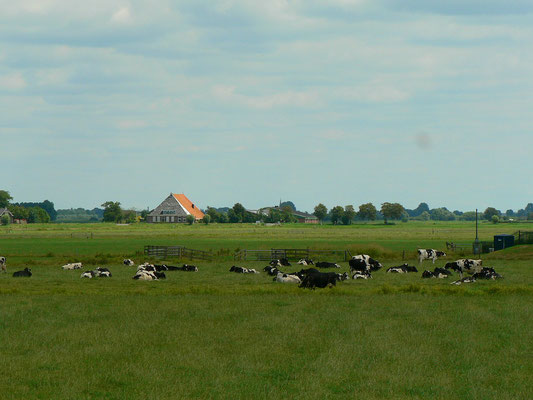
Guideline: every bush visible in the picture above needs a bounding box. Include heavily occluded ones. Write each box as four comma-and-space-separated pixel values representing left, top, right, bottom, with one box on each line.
1, 215, 9, 225
186, 215, 195, 225
492, 215, 500, 224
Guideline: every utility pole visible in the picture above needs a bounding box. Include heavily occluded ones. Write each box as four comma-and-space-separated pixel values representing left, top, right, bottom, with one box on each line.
474, 208, 480, 255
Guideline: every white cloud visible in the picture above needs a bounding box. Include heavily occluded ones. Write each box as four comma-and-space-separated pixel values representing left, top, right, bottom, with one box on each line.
111, 6, 133, 24
0, 72, 27, 90
212, 85, 321, 109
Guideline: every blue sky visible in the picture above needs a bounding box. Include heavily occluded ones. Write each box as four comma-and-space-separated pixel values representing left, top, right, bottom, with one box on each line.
1, 0, 532, 213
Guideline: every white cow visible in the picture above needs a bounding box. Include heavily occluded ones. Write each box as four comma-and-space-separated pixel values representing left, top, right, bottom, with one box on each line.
273, 272, 301, 283
0, 256, 6, 273
62, 262, 83, 270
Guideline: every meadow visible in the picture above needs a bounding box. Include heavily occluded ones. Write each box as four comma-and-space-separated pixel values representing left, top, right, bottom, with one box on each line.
1, 221, 532, 399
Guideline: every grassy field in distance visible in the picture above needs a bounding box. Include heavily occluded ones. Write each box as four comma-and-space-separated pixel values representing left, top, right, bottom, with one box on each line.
1, 221, 532, 399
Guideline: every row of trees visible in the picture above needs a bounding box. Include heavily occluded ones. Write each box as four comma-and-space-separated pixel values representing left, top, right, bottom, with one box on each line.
1, 190, 53, 224
313, 202, 405, 225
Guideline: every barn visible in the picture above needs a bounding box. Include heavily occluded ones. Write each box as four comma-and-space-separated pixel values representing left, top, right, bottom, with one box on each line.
146, 193, 205, 223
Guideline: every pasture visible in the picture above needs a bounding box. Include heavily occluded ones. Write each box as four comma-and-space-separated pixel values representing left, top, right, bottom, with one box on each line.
1, 221, 532, 399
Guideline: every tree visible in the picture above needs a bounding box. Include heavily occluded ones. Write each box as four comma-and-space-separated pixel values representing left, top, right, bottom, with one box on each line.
419, 211, 431, 221
492, 215, 500, 224
8, 205, 29, 220
232, 203, 246, 222
101, 201, 122, 222
265, 208, 281, 223
461, 211, 477, 221
227, 209, 239, 223
407, 202, 429, 217
206, 207, 220, 223
313, 203, 328, 224
430, 207, 456, 221
358, 203, 377, 221
280, 201, 296, 211
341, 205, 356, 225
28, 207, 50, 223
122, 210, 137, 223
381, 202, 405, 224
525, 203, 533, 214
1, 215, 10, 225
140, 209, 150, 220
280, 206, 296, 223
202, 214, 211, 225
506, 209, 515, 217
0, 190, 12, 208
330, 206, 344, 225
483, 207, 499, 220
186, 214, 195, 225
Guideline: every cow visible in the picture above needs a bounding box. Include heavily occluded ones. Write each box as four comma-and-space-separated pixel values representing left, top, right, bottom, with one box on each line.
180, 264, 198, 272
273, 272, 301, 283
133, 271, 158, 281
352, 270, 372, 280
336, 272, 350, 281
417, 249, 446, 264
229, 266, 259, 274
299, 271, 337, 289
264, 266, 280, 276
315, 261, 341, 269
386, 264, 418, 273
472, 267, 502, 280
81, 271, 96, 278
433, 267, 452, 278
351, 255, 383, 271
137, 263, 156, 273
95, 267, 112, 277
123, 259, 135, 266
422, 270, 435, 278
62, 262, 83, 270
297, 258, 314, 266
349, 258, 369, 274
447, 259, 483, 273
269, 258, 291, 267
0, 256, 6, 273
13, 268, 32, 277
153, 264, 169, 271
450, 276, 476, 285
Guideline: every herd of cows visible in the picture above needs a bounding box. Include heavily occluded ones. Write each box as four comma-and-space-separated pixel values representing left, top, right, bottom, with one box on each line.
0, 249, 503, 288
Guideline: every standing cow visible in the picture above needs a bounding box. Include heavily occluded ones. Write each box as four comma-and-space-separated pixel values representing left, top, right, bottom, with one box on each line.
417, 249, 446, 264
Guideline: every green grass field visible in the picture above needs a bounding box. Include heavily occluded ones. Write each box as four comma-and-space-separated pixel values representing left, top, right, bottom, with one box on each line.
1, 222, 532, 399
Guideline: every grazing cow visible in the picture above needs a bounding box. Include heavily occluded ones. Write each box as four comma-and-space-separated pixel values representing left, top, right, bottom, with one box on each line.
13, 268, 32, 277
299, 271, 337, 289
315, 261, 341, 269
273, 272, 301, 283
351, 255, 383, 271
387, 264, 418, 273
0, 256, 6, 273
450, 276, 476, 285
297, 258, 314, 266
417, 249, 446, 264
62, 262, 83, 270
123, 259, 135, 266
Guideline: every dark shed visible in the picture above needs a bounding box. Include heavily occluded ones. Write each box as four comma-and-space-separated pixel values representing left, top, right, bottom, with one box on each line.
494, 234, 515, 251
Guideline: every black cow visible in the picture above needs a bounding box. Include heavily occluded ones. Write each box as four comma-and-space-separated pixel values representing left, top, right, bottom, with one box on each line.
154, 264, 169, 271
13, 268, 32, 277
299, 271, 337, 289
315, 261, 341, 269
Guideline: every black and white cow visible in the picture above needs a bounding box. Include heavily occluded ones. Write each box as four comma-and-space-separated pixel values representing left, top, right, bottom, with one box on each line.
95, 267, 112, 277
351, 255, 383, 271
422, 267, 452, 279
13, 268, 32, 277
264, 266, 280, 276
81, 270, 96, 278
229, 266, 259, 274
315, 261, 341, 269
133, 270, 158, 280
472, 267, 502, 280
421, 270, 435, 278
386, 264, 418, 273
450, 276, 476, 285
297, 258, 314, 266
417, 249, 446, 264
273, 272, 301, 283
352, 270, 372, 280
349, 258, 369, 274
179, 264, 198, 272
0, 256, 6, 273
299, 271, 337, 289
336, 272, 350, 281
123, 259, 135, 266
269, 258, 291, 267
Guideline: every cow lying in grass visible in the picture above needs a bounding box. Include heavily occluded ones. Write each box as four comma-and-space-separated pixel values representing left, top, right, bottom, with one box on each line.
229, 266, 259, 274
81, 267, 112, 278
386, 264, 418, 273
13, 268, 32, 277
273, 272, 301, 283
269, 258, 291, 267
422, 267, 452, 279
315, 261, 341, 269
123, 259, 135, 266
472, 267, 503, 280
62, 262, 83, 270
352, 270, 372, 280
297, 258, 314, 266
351, 255, 383, 271
0, 256, 6, 273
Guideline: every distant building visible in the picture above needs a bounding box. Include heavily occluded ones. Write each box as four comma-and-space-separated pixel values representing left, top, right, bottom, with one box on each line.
250, 206, 319, 224
0, 208, 13, 224
146, 193, 205, 223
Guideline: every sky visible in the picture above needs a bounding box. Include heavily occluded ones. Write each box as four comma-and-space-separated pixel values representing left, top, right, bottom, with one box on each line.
1, 0, 532, 213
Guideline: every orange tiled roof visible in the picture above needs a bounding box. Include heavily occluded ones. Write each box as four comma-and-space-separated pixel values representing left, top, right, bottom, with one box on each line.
173, 193, 205, 219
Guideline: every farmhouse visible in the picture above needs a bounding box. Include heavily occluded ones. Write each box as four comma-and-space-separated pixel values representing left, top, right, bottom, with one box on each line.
0, 208, 14, 224
250, 206, 319, 224
146, 193, 205, 223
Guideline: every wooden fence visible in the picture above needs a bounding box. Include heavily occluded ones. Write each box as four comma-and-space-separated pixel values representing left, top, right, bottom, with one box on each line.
144, 245, 212, 261
234, 248, 352, 262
